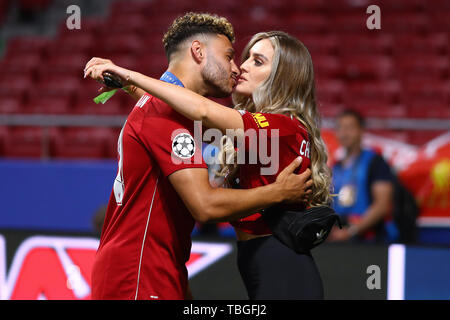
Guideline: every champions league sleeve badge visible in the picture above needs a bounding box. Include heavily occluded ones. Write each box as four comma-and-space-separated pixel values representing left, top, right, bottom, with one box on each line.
172, 133, 196, 159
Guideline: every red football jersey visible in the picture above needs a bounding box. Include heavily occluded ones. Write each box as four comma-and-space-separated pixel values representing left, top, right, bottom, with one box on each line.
91, 93, 207, 300
230, 111, 311, 235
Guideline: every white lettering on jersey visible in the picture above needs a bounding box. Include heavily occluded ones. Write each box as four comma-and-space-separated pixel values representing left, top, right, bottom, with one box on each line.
300, 139, 310, 159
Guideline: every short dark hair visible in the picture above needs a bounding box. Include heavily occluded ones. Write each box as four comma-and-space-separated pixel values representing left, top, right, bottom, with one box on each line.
337, 109, 365, 127
162, 12, 235, 61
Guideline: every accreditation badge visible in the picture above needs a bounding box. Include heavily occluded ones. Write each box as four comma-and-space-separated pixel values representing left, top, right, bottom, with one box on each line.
338, 184, 356, 207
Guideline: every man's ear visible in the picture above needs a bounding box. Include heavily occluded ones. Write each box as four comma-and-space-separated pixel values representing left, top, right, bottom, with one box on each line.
190, 40, 205, 64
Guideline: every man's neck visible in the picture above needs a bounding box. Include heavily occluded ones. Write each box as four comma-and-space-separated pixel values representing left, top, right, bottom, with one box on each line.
343, 145, 362, 165
167, 64, 207, 96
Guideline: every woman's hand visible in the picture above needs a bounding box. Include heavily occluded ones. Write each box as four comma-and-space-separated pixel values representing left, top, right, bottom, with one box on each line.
83, 57, 132, 87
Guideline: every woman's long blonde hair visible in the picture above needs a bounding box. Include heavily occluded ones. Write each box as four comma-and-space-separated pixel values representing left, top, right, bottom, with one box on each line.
217, 31, 332, 206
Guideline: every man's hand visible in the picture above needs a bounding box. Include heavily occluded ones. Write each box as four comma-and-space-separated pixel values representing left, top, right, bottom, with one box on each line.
274, 157, 313, 205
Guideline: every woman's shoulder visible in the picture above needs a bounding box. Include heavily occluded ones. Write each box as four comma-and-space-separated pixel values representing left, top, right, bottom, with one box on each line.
238, 110, 309, 137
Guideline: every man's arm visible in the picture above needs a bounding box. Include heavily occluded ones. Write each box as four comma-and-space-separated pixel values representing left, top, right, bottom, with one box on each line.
168, 157, 312, 223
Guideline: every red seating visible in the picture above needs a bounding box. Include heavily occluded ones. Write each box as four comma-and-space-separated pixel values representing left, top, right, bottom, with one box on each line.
52, 128, 114, 159
0, 0, 448, 162
312, 54, 342, 79
0, 52, 41, 75
0, 96, 23, 114
3, 127, 47, 158
319, 104, 344, 118
101, 13, 149, 35
396, 55, 448, 80
382, 13, 430, 33
341, 55, 394, 80
407, 102, 450, 119
24, 95, 72, 114
394, 34, 448, 55
32, 75, 81, 98
402, 80, 448, 105
36, 53, 87, 79
72, 98, 125, 115
354, 104, 407, 119
299, 35, 338, 55
0, 74, 33, 97
338, 35, 393, 55
316, 80, 346, 104
45, 33, 94, 56
287, 13, 328, 33
344, 81, 401, 107
5, 36, 50, 57
330, 13, 368, 33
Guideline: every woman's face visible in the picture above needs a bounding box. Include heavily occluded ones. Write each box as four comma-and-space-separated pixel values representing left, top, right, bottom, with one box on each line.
234, 38, 274, 97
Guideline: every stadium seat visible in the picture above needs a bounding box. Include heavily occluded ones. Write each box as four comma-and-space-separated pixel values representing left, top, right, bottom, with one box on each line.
338, 34, 393, 55
33, 75, 81, 97
312, 54, 342, 79
299, 35, 338, 55
430, 12, 450, 32
319, 103, 344, 118
402, 80, 448, 105
5, 36, 50, 57
109, 0, 154, 16
316, 79, 346, 104
287, 13, 328, 33
394, 33, 448, 55
341, 55, 394, 80
3, 126, 48, 158
45, 33, 94, 56
37, 53, 87, 79
396, 55, 448, 79
0, 0, 10, 26
0, 74, 33, 97
407, 102, 450, 119
72, 98, 125, 115
52, 127, 114, 159
353, 103, 407, 119
377, 0, 425, 11
330, 13, 367, 33
344, 81, 401, 107
102, 13, 149, 35
24, 95, 72, 114
0, 96, 23, 114
382, 13, 430, 33
1, 52, 41, 75
0, 126, 7, 156
95, 34, 144, 56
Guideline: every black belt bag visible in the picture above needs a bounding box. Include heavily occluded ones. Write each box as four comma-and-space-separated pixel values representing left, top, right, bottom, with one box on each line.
261, 205, 342, 254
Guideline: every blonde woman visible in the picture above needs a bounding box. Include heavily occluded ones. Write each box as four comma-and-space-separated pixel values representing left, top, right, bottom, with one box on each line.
86, 31, 331, 299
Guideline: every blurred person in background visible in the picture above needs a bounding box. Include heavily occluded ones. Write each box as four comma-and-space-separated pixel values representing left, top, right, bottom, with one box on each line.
328, 109, 399, 243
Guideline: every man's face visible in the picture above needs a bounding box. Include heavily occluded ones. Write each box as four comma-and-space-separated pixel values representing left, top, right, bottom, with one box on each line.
336, 115, 363, 150
201, 34, 240, 98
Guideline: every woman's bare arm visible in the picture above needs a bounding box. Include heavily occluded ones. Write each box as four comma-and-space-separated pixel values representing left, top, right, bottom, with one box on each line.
84, 60, 244, 133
